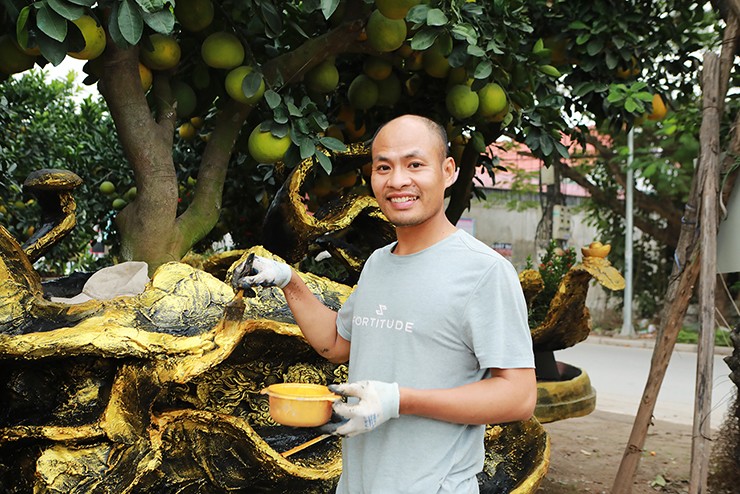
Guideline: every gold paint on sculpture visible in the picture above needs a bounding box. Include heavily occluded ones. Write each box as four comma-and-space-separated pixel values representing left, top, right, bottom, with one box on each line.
524, 243, 625, 424
526, 246, 625, 352
21, 169, 83, 262
262, 142, 395, 275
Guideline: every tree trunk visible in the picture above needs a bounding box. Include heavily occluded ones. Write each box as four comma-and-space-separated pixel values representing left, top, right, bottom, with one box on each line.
446, 141, 482, 224
97, 19, 370, 273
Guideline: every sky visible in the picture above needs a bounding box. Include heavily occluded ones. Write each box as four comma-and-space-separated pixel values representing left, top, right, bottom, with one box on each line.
39, 57, 100, 101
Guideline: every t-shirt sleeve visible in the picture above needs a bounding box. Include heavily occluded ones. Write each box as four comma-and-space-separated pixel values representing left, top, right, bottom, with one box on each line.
465, 259, 535, 370
336, 289, 355, 341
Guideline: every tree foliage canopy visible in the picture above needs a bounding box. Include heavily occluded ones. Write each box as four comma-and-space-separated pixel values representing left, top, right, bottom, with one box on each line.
0, 0, 727, 274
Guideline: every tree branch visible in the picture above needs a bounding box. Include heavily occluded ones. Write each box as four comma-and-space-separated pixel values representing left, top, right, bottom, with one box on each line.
98, 45, 171, 170
177, 104, 253, 251
582, 133, 683, 239
177, 15, 372, 251
556, 161, 679, 247
261, 18, 369, 88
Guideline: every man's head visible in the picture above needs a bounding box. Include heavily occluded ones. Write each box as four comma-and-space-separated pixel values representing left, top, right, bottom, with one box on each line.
369, 115, 456, 230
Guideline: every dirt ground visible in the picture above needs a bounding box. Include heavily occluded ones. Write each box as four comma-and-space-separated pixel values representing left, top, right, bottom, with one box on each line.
536, 410, 695, 494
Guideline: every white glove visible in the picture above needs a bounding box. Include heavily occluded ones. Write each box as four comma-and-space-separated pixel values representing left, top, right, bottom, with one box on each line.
320, 380, 400, 437
232, 254, 292, 289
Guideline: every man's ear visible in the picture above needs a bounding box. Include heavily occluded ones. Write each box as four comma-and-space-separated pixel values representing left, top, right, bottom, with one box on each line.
442, 156, 457, 187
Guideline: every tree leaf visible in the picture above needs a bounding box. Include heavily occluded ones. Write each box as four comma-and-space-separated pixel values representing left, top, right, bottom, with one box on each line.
286, 101, 302, 117
299, 138, 316, 159
555, 141, 569, 159
466, 44, 485, 57
486, 38, 503, 55
461, 3, 483, 15
309, 110, 329, 130
539, 134, 553, 156
261, 2, 283, 38
410, 28, 439, 51
448, 45, 468, 67
47, 0, 85, 21
426, 8, 448, 26
538, 64, 561, 78
293, 117, 310, 135
299, 96, 317, 114
586, 37, 604, 56
320, 0, 339, 20
36, 4, 68, 43
242, 71, 263, 98
16, 6, 31, 49
524, 130, 540, 151
319, 136, 346, 152
650, 474, 667, 488
106, 2, 129, 48
288, 20, 309, 39
451, 23, 477, 44
36, 29, 67, 65
264, 90, 281, 109
270, 121, 289, 138
624, 97, 637, 113
473, 59, 492, 79
65, 0, 96, 6
273, 106, 289, 124
406, 4, 430, 24
134, 0, 167, 14
471, 131, 486, 153
572, 81, 595, 97
642, 162, 657, 178
605, 51, 618, 69
315, 151, 333, 175
142, 9, 175, 34
118, 0, 144, 45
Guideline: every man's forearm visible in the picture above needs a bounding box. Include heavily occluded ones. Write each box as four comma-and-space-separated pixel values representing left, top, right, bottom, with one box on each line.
281, 271, 350, 363
398, 368, 537, 425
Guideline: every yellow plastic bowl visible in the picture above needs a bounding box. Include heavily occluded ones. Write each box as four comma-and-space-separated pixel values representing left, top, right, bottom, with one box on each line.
260, 383, 340, 427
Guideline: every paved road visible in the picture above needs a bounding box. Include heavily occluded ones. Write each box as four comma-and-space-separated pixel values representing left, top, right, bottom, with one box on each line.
555, 340, 736, 427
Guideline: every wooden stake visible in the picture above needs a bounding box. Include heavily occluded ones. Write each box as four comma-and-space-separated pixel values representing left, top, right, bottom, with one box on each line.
612, 17, 739, 491
689, 51, 721, 494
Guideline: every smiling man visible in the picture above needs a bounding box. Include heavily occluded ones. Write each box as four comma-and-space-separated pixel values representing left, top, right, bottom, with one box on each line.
233, 114, 536, 493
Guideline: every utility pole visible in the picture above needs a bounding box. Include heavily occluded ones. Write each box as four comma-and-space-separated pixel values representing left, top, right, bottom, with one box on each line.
621, 127, 635, 337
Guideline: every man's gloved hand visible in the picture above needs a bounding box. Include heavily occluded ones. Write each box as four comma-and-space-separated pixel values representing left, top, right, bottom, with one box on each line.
232, 254, 292, 289
320, 380, 400, 437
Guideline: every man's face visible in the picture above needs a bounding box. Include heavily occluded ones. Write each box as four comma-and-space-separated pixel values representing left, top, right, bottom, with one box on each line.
370, 117, 455, 229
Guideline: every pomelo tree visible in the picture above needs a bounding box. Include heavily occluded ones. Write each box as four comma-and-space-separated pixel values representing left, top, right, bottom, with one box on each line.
0, 0, 726, 273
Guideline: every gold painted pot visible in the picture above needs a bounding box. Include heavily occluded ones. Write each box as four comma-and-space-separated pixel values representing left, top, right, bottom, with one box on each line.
535, 362, 596, 424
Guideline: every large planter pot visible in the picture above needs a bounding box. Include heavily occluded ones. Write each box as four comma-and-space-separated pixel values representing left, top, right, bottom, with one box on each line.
535, 361, 597, 424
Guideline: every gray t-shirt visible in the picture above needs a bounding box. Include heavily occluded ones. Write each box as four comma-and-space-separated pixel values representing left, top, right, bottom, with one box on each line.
334, 229, 534, 494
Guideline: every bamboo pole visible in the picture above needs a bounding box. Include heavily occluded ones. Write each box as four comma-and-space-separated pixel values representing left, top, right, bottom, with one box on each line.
689, 51, 720, 494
